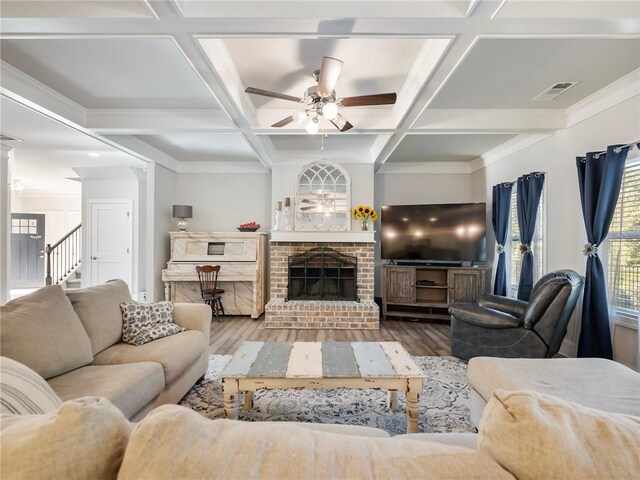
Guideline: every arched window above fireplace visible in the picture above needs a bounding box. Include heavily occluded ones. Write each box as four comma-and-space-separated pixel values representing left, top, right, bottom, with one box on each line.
295, 161, 351, 231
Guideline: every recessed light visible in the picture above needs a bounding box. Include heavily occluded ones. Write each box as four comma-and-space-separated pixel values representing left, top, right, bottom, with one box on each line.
88, 152, 101, 158
402, 217, 409, 222
429, 217, 437, 222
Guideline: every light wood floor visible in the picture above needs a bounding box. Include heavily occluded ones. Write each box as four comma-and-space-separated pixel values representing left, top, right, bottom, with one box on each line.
209, 316, 451, 357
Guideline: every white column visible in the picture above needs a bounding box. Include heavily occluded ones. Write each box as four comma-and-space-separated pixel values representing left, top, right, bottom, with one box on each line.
0, 145, 13, 304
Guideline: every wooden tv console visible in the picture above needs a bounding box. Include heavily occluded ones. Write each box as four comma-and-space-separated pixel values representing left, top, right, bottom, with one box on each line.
382, 264, 486, 321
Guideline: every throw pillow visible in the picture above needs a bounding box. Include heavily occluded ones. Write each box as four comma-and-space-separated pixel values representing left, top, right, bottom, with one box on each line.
478, 389, 640, 480
0, 356, 62, 414
117, 406, 514, 480
0, 397, 132, 480
120, 302, 186, 346
0, 285, 94, 379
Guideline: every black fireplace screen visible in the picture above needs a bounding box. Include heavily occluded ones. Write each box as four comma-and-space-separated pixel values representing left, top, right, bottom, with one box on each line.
287, 247, 358, 301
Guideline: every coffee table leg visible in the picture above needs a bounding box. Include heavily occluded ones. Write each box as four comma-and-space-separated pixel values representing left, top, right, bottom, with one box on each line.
243, 391, 254, 411
389, 391, 399, 411
222, 378, 240, 420
406, 391, 420, 433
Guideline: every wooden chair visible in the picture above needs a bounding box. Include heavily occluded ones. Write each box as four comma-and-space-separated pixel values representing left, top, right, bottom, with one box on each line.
195, 265, 225, 321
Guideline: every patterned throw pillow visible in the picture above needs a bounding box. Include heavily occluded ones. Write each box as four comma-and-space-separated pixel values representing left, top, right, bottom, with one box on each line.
120, 302, 186, 346
0, 356, 62, 414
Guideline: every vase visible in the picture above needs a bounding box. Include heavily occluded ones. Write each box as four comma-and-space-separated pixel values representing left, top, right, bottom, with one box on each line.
361, 218, 369, 231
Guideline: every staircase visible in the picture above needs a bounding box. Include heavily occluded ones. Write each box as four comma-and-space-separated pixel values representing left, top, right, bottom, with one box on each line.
65, 270, 82, 290
46, 224, 82, 286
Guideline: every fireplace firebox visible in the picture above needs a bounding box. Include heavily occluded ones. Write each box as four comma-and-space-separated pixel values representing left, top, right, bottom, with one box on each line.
287, 247, 358, 301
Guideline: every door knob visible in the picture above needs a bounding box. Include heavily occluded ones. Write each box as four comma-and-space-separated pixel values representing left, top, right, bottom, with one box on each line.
91, 256, 98, 260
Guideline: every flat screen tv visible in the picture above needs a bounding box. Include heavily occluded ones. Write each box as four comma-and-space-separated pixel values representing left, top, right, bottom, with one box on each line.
381, 203, 487, 262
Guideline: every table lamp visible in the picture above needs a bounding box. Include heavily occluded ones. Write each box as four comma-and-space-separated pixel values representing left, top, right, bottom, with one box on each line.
172, 205, 193, 232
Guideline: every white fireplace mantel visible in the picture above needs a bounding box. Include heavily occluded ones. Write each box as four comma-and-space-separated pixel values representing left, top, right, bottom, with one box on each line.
270, 230, 376, 243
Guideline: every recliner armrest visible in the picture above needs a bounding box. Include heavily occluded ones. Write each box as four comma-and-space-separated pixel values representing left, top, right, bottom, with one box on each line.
479, 294, 527, 318
449, 304, 521, 329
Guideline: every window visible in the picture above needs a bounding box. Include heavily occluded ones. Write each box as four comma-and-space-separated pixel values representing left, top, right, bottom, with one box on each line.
508, 188, 545, 297
607, 156, 640, 323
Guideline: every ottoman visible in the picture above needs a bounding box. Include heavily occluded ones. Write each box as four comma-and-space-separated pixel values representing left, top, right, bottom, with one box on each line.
467, 357, 640, 427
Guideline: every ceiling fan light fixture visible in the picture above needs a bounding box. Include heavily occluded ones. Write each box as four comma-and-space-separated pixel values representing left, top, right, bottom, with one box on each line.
305, 117, 319, 135
295, 111, 307, 124
322, 102, 338, 120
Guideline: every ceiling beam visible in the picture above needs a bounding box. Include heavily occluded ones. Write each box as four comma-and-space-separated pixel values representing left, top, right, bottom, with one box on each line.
145, 1, 274, 169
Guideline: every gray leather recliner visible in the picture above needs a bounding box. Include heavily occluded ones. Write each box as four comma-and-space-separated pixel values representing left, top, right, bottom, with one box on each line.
449, 270, 584, 361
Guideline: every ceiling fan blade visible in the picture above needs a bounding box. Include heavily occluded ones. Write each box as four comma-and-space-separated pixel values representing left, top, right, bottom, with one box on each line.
330, 113, 353, 133
245, 87, 302, 103
340, 93, 397, 107
317, 56, 343, 96
271, 115, 295, 128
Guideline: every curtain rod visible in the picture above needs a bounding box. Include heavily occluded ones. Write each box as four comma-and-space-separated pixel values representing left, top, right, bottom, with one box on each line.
499, 171, 547, 186
592, 140, 640, 159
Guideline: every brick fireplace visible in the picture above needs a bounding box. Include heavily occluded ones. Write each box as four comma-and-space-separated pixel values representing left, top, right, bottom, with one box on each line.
265, 238, 379, 329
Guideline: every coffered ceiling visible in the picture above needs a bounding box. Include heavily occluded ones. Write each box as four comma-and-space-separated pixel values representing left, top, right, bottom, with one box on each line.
1, 0, 639, 173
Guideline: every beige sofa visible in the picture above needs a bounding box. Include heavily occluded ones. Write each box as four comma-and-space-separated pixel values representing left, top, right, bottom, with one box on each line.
2, 389, 638, 479
0, 280, 210, 421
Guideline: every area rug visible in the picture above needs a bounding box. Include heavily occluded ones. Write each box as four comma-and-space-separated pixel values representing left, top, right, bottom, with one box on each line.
179, 355, 476, 436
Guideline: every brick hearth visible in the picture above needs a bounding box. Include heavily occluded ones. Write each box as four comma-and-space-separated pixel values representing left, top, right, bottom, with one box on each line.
265, 241, 379, 329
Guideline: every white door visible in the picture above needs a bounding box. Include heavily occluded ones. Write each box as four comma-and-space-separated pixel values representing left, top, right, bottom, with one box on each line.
90, 202, 132, 287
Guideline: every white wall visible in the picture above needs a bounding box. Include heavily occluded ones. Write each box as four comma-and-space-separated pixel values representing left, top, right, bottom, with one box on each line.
81, 168, 145, 296
149, 164, 176, 301
471, 95, 640, 362
175, 172, 271, 232
11, 194, 81, 246
272, 162, 374, 232
373, 171, 475, 295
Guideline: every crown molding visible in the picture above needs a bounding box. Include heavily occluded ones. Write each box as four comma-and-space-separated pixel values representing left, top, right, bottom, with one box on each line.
469, 68, 640, 173
376, 161, 472, 174
0, 61, 86, 125
469, 134, 553, 173
565, 67, 640, 128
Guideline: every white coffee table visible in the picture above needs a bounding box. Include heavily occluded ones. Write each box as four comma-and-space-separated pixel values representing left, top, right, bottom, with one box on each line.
220, 341, 425, 433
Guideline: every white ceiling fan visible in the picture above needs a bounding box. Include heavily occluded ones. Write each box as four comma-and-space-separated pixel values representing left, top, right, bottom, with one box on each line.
245, 56, 397, 134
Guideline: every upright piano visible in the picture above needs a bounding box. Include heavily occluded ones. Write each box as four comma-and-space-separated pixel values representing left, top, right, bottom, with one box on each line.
161, 232, 268, 318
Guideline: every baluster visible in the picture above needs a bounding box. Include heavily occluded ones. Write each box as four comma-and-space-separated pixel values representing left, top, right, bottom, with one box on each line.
45, 244, 52, 285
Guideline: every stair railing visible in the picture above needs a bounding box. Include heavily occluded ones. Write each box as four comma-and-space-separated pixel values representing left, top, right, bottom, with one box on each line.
45, 224, 82, 286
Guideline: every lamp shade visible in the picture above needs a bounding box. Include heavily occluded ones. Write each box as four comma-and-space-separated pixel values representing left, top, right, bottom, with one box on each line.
172, 205, 192, 218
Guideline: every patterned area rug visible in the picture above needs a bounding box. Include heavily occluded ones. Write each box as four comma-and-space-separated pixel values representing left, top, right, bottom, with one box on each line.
179, 355, 476, 436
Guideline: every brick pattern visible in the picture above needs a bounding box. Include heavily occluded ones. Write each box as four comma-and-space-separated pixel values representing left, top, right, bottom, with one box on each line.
266, 241, 379, 329
265, 299, 379, 329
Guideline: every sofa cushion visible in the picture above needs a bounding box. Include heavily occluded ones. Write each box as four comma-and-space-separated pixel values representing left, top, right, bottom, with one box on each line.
92, 330, 205, 384
117, 406, 514, 480
66, 279, 132, 355
394, 432, 478, 450
468, 357, 640, 416
120, 301, 186, 346
47, 363, 164, 419
0, 286, 94, 379
0, 356, 62, 414
478, 389, 640, 480
0, 397, 132, 480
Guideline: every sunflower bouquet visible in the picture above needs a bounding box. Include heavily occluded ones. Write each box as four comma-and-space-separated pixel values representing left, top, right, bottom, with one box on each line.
352, 205, 378, 231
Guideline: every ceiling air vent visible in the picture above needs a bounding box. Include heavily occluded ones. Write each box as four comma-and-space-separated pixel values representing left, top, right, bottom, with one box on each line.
0, 133, 22, 142
532, 82, 579, 102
